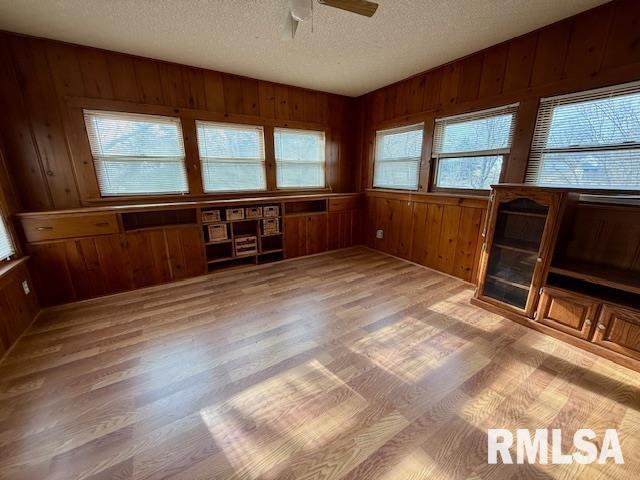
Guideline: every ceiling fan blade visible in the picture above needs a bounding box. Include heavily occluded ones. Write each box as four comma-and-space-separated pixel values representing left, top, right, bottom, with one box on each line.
318, 0, 378, 17
281, 11, 300, 40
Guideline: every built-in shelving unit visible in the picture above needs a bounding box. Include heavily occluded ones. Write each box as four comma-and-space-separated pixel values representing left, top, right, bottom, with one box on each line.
474, 185, 640, 372
200, 203, 284, 271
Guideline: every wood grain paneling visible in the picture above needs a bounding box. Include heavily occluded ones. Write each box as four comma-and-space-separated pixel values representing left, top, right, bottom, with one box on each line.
0, 260, 38, 357
366, 191, 487, 283
0, 32, 355, 212
357, 0, 640, 190
25, 227, 205, 306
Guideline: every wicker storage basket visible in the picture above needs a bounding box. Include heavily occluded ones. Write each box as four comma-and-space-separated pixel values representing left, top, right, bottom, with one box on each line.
263, 205, 280, 218
226, 208, 245, 221
207, 224, 228, 242
234, 235, 257, 256
245, 206, 263, 219
262, 218, 280, 235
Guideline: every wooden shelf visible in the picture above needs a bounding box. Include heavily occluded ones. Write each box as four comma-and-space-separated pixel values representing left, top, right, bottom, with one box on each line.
501, 210, 547, 219
261, 232, 282, 237
203, 216, 281, 225
205, 239, 231, 245
207, 256, 235, 264
259, 249, 283, 255
549, 261, 640, 296
494, 240, 539, 254
487, 274, 530, 291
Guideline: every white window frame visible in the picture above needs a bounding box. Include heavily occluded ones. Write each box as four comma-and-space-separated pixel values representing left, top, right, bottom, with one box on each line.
432, 103, 518, 192
526, 81, 640, 190
196, 121, 267, 193
0, 211, 15, 261
274, 128, 326, 189
373, 123, 424, 191
84, 110, 188, 197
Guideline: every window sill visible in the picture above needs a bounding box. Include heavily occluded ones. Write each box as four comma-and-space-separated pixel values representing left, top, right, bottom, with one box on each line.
0, 256, 28, 281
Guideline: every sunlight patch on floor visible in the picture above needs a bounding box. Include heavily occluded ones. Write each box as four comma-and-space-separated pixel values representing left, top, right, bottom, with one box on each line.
199, 359, 367, 479
348, 315, 445, 383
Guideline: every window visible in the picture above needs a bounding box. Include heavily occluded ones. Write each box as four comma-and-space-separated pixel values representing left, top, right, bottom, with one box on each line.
274, 128, 325, 188
433, 104, 518, 190
196, 121, 266, 192
526, 81, 640, 189
84, 110, 188, 196
373, 124, 424, 190
0, 213, 14, 261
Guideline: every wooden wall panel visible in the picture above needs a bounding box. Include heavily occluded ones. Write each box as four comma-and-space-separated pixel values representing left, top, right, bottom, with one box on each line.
9, 37, 81, 209
366, 192, 487, 283
0, 261, 39, 356
0, 32, 355, 213
358, 0, 640, 191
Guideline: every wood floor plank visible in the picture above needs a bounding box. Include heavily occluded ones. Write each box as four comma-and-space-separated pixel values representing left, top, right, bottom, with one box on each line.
0, 247, 638, 479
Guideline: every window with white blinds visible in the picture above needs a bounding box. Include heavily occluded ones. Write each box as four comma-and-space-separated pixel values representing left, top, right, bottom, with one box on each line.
526, 81, 640, 189
84, 110, 188, 196
0, 213, 14, 261
274, 128, 325, 188
373, 124, 424, 190
196, 121, 266, 192
433, 104, 518, 190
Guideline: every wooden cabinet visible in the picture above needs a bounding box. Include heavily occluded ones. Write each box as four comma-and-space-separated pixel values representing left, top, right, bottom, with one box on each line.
165, 226, 206, 280
477, 186, 565, 317
125, 229, 172, 288
535, 287, 599, 340
28, 234, 132, 305
284, 214, 328, 259
592, 305, 640, 362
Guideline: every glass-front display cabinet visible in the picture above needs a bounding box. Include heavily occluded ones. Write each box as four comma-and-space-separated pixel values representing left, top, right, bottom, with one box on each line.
476, 186, 565, 317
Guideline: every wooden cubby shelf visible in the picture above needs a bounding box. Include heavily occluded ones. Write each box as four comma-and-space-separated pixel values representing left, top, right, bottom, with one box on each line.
549, 261, 640, 296
202, 202, 284, 270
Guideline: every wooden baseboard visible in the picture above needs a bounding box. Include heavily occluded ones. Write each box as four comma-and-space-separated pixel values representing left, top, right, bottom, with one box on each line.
470, 297, 640, 373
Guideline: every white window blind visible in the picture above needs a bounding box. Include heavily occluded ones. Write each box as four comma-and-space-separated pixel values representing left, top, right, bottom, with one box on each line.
274, 128, 325, 188
433, 103, 518, 190
373, 123, 424, 190
526, 81, 640, 190
196, 121, 266, 192
84, 110, 188, 196
0, 213, 14, 261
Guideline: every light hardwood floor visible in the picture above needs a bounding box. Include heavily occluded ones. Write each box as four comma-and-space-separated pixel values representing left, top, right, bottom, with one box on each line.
0, 247, 638, 480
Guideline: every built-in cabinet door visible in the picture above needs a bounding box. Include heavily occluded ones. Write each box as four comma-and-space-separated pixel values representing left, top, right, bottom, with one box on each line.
28, 234, 132, 305
165, 226, 206, 280
284, 215, 307, 259
307, 214, 327, 255
592, 304, 640, 361
284, 214, 328, 258
125, 229, 172, 288
477, 188, 565, 317
535, 287, 599, 340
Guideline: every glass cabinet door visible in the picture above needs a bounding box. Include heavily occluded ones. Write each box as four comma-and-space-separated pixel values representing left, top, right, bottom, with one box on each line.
482, 198, 549, 310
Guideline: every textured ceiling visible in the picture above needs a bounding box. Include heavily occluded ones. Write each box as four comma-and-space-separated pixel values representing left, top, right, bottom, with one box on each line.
0, 0, 608, 96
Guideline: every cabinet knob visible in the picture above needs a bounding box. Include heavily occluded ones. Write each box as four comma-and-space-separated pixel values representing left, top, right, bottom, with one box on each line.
584, 319, 592, 326
35, 226, 53, 231
597, 324, 606, 330
536, 257, 543, 263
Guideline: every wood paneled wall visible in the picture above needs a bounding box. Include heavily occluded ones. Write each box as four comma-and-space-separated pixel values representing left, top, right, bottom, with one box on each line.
357, 0, 640, 191
359, 0, 639, 282
365, 191, 487, 283
0, 260, 38, 358
0, 33, 356, 212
